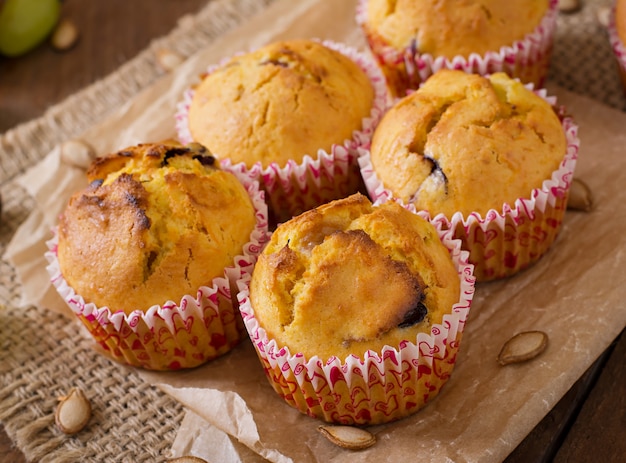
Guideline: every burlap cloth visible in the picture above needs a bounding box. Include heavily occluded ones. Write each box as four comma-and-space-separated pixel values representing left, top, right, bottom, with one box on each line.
0, 0, 624, 462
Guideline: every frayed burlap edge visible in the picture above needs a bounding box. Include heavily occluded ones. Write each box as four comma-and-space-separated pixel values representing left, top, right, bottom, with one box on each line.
0, 0, 278, 186
0, 299, 186, 463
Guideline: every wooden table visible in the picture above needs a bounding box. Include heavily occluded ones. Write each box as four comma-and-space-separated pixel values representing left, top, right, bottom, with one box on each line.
1, 1, 624, 461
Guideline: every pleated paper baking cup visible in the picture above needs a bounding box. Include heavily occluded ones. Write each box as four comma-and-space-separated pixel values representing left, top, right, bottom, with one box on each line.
238, 223, 475, 425
45, 180, 269, 371
356, 0, 558, 98
360, 107, 580, 282
175, 39, 389, 224
608, 4, 626, 95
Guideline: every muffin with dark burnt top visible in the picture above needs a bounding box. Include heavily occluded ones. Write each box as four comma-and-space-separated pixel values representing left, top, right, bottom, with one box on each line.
47, 140, 268, 370
238, 193, 475, 425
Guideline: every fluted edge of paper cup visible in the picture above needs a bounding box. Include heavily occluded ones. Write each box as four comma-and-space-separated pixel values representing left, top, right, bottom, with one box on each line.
237, 222, 476, 425
174, 39, 389, 223
356, 0, 558, 97
44, 179, 270, 371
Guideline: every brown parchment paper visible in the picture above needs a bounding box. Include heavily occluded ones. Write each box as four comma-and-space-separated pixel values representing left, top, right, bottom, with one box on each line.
4, 0, 626, 461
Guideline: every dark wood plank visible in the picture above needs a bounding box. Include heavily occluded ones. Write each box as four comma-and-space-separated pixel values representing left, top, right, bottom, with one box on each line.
0, 0, 209, 133
554, 329, 626, 463
0, 424, 26, 463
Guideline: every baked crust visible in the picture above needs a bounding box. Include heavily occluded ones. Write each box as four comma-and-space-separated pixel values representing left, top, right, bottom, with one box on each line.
369, 70, 567, 217
188, 39, 375, 168
617, 0, 626, 46
57, 141, 257, 314
363, 0, 548, 58
249, 193, 460, 361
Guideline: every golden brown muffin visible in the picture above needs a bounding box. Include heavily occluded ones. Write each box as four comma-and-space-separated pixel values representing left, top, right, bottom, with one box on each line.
617, 0, 626, 44
57, 141, 257, 314
369, 70, 567, 218
364, 0, 548, 59
187, 39, 375, 168
358, 0, 555, 97
249, 193, 460, 361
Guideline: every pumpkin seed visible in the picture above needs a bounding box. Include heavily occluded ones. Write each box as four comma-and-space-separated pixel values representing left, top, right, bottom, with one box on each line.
318, 424, 376, 450
55, 387, 91, 435
498, 331, 548, 366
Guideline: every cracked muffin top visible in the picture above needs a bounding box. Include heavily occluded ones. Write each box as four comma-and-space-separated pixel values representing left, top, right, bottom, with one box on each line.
249, 193, 461, 361
618, 0, 626, 45
369, 69, 567, 218
362, 0, 548, 58
57, 141, 257, 314
187, 39, 375, 168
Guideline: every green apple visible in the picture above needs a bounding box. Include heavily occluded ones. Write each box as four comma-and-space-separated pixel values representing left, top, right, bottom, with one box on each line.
0, 0, 61, 57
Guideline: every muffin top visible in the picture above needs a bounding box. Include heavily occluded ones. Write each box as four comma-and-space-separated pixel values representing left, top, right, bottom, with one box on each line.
249, 193, 460, 361
369, 70, 567, 218
57, 141, 257, 314
617, 0, 626, 45
363, 0, 549, 58
187, 39, 375, 168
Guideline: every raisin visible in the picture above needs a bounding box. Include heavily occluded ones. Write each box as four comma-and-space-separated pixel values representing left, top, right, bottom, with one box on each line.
162, 147, 188, 166
398, 302, 427, 328
260, 59, 289, 68
88, 179, 103, 189
424, 154, 448, 194
192, 154, 215, 166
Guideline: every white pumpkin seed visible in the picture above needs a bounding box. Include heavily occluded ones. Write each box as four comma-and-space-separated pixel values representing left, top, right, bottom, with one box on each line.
596, 6, 611, 28
156, 48, 184, 72
60, 138, 96, 170
558, 0, 581, 14
498, 331, 548, 365
51, 19, 79, 51
317, 424, 376, 450
55, 387, 91, 435
167, 457, 209, 463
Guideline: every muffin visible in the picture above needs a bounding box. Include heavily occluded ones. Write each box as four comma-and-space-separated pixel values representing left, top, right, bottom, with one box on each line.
360, 69, 580, 281
357, 0, 558, 97
609, 0, 626, 95
239, 193, 475, 425
46, 141, 269, 370
176, 38, 388, 223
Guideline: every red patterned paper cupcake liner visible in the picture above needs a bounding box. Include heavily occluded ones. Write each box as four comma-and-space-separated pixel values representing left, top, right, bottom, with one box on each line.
356, 0, 558, 97
45, 179, 270, 371
238, 222, 475, 425
359, 91, 580, 282
175, 39, 389, 224
608, 4, 626, 95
